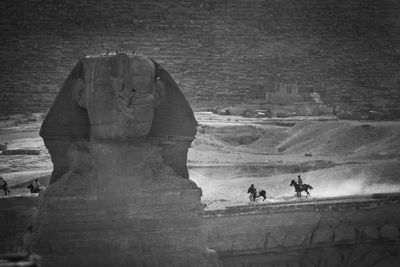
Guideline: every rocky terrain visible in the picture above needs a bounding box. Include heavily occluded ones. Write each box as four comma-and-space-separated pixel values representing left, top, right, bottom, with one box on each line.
1, 112, 399, 210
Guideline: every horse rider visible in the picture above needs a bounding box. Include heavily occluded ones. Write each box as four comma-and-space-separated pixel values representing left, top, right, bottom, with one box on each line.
0, 176, 11, 196
297, 175, 303, 188
31, 179, 41, 192
247, 184, 257, 202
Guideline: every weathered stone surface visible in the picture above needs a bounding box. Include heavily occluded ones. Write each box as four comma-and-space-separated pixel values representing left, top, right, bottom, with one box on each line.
334, 225, 356, 243
312, 225, 334, 244
203, 197, 400, 266
0, 197, 37, 252
380, 224, 399, 239
32, 54, 220, 267
301, 247, 342, 267
40, 54, 196, 184
284, 231, 309, 248
3, 194, 400, 266
359, 226, 379, 240
264, 227, 286, 249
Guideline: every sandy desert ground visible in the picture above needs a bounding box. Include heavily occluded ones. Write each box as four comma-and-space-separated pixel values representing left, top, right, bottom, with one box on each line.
1, 112, 400, 210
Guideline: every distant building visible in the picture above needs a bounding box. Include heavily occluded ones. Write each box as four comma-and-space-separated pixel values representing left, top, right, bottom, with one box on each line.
266, 83, 303, 104
265, 83, 331, 117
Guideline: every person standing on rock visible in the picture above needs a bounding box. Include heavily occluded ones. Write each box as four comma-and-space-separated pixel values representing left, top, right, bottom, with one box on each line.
247, 184, 257, 202
0, 176, 11, 196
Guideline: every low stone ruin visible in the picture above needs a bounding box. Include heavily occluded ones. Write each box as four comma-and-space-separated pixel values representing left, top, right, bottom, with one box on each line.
0, 142, 40, 155
0, 149, 40, 155
31, 53, 221, 266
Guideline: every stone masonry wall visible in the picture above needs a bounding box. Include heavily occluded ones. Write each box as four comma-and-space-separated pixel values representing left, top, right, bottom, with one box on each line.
203, 194, 400, 266
2, 194, 400, 266
1, 0, 400, 116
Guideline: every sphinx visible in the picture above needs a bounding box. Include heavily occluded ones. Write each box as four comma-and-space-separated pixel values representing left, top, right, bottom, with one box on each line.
41, 53, 196, 184
32, 53, 220, 267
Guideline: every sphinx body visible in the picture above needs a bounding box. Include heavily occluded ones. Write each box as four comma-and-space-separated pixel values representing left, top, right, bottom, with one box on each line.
31, 54, 220, 267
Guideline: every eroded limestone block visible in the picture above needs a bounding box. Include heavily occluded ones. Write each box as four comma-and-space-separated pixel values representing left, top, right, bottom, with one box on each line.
359, 226, 379, 240
284, 232, 309, 248
301, 247, 342, 267
311, 225, 334, 244
380, 224, 399, 239
334, 225, 356, 243
33, 53, 220, 267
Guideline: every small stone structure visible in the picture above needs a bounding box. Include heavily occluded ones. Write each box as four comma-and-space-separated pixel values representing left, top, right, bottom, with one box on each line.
30, 53, 221, 266
265, 83, 329, 117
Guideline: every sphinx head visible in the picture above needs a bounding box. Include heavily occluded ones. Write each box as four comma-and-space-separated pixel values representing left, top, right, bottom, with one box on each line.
41, 53, 197, 183
73, 53, 163, 141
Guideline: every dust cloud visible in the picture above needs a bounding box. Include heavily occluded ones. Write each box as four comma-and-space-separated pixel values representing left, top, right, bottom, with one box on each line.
304, 166, 400, 198
190, 163, 400, 210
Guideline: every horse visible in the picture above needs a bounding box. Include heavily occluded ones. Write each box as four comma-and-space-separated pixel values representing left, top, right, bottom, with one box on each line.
249, 190, 267, 202
290, 179, 313, 198
27, 184, 41, 194
0, 178, 10, 196
1, 184, 10, 196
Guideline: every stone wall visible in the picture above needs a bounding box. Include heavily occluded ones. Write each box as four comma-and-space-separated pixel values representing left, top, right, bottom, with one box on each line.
203, 194, 400, 266
2, 194, 400, 266
1, 0, 400, 116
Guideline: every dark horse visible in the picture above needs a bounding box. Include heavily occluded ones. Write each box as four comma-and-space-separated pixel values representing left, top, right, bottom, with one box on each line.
27, 184, 41, 193
0, 177, 10, 196
249, 190, 267, 202
1, 184, 10, 196
290, 179, 313, 197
